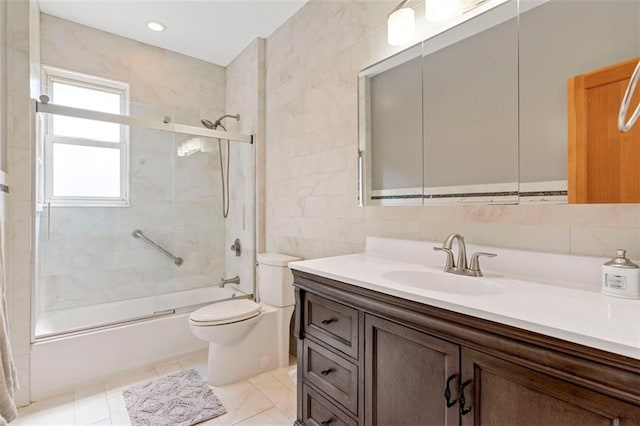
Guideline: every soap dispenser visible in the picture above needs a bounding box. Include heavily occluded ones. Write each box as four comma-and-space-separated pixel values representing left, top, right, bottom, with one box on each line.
601, 249, 640, 299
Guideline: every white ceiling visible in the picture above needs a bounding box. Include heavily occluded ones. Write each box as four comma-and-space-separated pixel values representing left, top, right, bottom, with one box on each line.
38, 0, 309, 66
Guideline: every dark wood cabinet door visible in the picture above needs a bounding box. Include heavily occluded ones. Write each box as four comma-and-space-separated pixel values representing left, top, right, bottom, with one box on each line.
364, 314, 460, 426
461, 348, 640, 426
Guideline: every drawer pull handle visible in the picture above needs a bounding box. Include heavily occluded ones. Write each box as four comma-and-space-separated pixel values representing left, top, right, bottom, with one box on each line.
444, 374, 459, 408
321, 420, 333, 425
321, 318, 337, 325
320, 368, 334, 376
459, 379, 472, 416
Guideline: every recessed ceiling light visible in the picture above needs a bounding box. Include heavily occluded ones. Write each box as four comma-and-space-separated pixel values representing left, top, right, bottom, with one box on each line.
146, 21, 166, 32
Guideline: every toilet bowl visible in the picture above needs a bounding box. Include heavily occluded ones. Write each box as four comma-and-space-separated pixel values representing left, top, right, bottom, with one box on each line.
188, 253, 301, 385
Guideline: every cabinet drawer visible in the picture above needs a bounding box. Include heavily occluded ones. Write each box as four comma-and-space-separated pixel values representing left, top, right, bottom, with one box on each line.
303, 339, 359, 415
305, 292, 359, 358
303, 383, 357, 426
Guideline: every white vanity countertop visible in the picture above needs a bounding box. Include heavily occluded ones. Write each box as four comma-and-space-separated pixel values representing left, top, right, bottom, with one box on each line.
289, 238, 640, 360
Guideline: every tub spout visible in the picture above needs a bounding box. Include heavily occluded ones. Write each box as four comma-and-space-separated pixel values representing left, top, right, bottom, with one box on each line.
219, 276, 240, 287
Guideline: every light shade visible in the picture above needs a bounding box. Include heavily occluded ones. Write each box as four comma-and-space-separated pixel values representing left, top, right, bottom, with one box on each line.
425, 0, 461, 22
387, 7, 415, 46
146, 21, 166, 32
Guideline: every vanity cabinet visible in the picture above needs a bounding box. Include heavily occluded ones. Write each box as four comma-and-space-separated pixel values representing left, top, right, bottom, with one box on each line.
462, 348, 640, 425
365, 314, 459, 425
293, 270, 640, 426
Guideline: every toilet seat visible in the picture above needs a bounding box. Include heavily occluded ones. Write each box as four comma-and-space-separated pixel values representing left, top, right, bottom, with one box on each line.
189, 299, 261, 326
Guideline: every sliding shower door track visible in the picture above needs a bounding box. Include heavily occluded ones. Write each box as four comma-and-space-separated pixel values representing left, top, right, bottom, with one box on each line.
33, 292, 255, 342
33, 309, 177, 342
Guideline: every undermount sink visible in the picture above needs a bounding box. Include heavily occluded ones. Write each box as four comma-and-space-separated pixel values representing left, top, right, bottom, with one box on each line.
381, 270, 505, 296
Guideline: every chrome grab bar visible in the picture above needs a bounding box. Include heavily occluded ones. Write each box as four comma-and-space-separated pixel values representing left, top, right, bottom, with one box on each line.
131, 229, 184, 266
618, 59, 640, 133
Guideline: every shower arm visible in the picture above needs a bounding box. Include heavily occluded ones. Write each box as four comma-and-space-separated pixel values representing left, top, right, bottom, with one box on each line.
214, 114, 240, 129
131, 229, 184, 266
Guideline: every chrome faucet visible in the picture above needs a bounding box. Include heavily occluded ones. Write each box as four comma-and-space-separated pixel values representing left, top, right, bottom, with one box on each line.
433, 233, 496, 277
219, 276, 240, 287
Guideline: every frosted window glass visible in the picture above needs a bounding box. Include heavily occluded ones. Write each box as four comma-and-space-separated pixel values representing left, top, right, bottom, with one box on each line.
52, 144, 121, 198
51, 82, 121, 142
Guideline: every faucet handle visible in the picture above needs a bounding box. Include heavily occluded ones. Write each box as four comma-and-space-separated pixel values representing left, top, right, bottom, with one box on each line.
469, 252, 497, 276
433, 247, 455, 270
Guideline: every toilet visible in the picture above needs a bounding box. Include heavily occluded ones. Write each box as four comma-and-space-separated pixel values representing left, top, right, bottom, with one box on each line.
188, 253, 301, 385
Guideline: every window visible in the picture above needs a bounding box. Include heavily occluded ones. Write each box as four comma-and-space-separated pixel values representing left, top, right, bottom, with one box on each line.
43, 66, 130, 206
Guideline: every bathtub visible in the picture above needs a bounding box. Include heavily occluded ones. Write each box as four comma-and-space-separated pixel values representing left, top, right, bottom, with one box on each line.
35, 286, 245, 338
30, 285, 244, 400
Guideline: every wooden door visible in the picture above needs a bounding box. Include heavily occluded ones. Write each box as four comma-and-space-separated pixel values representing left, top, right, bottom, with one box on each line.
364, 314, 460, 426
460, 348, 640, 426
568, 57, 640, 203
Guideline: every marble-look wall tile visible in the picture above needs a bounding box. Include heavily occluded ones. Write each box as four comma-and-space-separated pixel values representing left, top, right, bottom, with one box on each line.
462, 204, 640, 228
454, 223, 572, 254
0, 0, 6, 172
40, 14, 226, 115
36, 14, 228, 311
6, 0, 40, 407
571, 227, 640, 259
225, 39, 264, 294
264, 0, 640, 263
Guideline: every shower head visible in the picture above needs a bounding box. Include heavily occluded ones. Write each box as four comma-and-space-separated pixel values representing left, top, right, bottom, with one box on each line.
201, 119, 216, 129
198, 114, 238, 219
200, 114, 240, 131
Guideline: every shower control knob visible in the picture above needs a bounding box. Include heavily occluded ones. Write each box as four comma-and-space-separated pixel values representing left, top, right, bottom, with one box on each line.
230, 238, 242, 257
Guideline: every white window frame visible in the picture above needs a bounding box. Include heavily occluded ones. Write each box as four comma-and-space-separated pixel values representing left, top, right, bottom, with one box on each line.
42, 65, 130, 207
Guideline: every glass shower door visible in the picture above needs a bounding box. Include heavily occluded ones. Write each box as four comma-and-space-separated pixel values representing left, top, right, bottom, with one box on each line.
33, 98, 255, 339
34, 100, 179, 338
156, 129, 256, 309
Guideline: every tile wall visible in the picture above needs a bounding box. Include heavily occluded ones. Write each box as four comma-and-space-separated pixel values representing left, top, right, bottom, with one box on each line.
224, 39, 265, 295
264, 0, 640, 262
6, 0, 40, 407
0, 0, 6, 171
36, 14, 229, 311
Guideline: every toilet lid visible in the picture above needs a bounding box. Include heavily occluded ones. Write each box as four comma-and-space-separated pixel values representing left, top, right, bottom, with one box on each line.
189, 299, 261, 325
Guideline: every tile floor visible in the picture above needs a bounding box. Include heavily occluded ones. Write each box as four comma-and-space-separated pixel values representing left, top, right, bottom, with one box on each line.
14, 350, 297, 426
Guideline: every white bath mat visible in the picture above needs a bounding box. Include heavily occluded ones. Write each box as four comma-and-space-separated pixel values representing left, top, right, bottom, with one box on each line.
123, 369, 226, 426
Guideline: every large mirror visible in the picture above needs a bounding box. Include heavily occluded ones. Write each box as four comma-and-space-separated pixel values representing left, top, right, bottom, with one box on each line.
422, 0, 518, 204
359, 0, 640, 206
359, 45, 424, 205
519, 0, 640, 203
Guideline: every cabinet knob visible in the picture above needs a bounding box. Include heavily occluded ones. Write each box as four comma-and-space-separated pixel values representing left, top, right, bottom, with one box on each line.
320, 368, 333, 376
321, 318, 337, 325
444, 374, 459, 408
321, 420, 333, 425
459, 379, 473, 416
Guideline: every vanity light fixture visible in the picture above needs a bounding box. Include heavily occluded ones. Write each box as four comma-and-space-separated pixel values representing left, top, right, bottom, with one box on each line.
387, 0, 415, 46
425, 0, 461, 22
146, 21, 166, 32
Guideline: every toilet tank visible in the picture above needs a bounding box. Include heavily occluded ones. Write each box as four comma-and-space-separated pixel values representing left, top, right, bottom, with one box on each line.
257, 253, 301, 307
